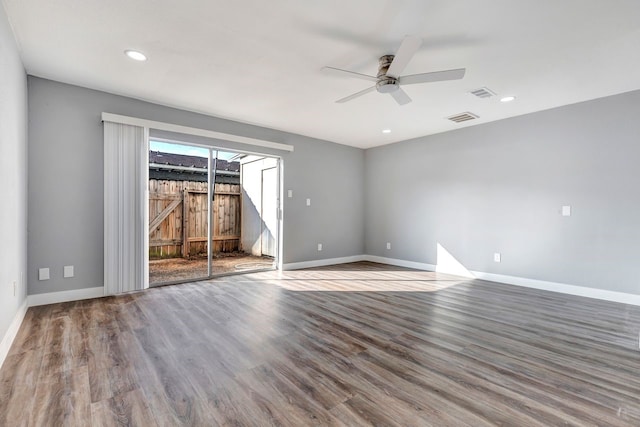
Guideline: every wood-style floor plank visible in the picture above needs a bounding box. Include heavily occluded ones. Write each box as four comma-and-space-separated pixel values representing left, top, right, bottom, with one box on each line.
2, 261, 640, 426
90, 388, 159, 427
29, 366, 92, 426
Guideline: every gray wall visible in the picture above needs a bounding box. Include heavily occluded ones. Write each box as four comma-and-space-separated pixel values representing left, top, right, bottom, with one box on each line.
365, 90, 640, 295
28, 74, 640, 297
28, 77, 364, 295
0, 6, 28, 344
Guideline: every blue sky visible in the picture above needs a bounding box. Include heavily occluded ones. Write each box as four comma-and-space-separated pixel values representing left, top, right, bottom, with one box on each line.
150, 140, 237, 161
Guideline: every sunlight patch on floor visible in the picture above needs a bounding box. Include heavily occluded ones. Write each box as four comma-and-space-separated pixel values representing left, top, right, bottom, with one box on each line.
255, 267, 471, 292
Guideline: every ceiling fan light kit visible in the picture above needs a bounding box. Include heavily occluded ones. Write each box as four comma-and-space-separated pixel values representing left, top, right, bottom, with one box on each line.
324, 35, 466, 106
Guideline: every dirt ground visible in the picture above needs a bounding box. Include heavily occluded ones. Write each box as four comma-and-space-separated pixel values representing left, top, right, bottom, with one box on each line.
149, 252, 275, 284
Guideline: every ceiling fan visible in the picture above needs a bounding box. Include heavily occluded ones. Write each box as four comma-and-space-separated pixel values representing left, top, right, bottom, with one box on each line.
323, 35, 466, 105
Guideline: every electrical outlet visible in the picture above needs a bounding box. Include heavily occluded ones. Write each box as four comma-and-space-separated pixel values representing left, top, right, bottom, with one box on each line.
287, 190, 293, 198
306, 198, 311, 206
494, 253, 501, 263
38, 268, 50, 281
64, 265, 74, 278
317, 243, 323, 251
386, 242, 391, 250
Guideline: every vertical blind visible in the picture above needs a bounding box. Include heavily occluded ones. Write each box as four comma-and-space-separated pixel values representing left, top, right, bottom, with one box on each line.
103, 121, 148, 295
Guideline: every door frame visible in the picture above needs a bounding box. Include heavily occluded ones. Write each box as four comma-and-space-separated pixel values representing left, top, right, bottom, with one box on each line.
147, 137, 283, 287
260, 165, 279, 257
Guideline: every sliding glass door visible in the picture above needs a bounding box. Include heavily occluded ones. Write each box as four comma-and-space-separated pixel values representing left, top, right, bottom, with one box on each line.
148, 141, 210, 284
148, 140, 279, 286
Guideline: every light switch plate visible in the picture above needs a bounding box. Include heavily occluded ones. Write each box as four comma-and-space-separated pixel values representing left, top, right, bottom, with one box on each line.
64, 265, 74, 278
287, 190, 293, 198
38, 268, 50, 281
562, 205, 571, 216
317, 243, 323, 251
306, 198, 311, 206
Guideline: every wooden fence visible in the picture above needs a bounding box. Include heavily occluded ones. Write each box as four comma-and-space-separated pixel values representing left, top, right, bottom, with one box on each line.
149, 179, 241, 259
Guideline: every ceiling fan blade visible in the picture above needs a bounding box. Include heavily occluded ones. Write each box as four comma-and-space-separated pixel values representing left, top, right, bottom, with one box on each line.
386, 35, 422, 78
400, 68, 466, 85
322, 66, 378, 82
336, 86, 377, 103
390, 88, 412, 105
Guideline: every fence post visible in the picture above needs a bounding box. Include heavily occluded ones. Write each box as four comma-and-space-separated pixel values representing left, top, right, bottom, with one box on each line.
182, 188, 189, 258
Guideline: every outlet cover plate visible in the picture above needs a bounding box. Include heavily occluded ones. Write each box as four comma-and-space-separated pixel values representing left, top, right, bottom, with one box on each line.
38, 268, 50, 281
64, 265, 74, 278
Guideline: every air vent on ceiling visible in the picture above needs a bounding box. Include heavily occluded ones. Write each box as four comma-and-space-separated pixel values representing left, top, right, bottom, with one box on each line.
469, 87, 495, 98
447, 112, 479, 123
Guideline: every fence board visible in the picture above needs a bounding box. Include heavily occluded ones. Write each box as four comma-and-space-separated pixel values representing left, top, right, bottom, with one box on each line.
149, 198, 182, 232
149, 180, 241, 258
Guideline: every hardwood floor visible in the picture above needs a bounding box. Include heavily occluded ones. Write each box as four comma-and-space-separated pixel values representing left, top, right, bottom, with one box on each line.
2, 261, 640, 426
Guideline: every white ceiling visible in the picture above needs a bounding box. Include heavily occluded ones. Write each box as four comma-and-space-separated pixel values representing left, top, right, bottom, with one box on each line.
4, 0, 640, 148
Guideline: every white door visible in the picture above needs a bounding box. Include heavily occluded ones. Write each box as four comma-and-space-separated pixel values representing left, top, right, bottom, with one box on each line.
260, 167, 278, 257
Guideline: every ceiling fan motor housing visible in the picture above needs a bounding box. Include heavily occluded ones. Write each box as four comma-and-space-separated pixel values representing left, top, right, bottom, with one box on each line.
376, 55, 399, 93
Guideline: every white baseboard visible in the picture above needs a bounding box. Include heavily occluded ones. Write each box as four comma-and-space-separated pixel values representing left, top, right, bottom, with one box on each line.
362, 254, 640, 306
283, 255, 367, 271
469, 270, 640, 306
0, 299, 28, 370
28, 286, 104, 307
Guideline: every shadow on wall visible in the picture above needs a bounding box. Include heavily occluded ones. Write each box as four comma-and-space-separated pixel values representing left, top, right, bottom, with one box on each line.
241, 190, 275, 257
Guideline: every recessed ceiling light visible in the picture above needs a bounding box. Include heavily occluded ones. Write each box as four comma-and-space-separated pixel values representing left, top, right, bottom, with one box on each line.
124, 50, 147, 61
382, 129, 391, 134
500, 96, 516, 103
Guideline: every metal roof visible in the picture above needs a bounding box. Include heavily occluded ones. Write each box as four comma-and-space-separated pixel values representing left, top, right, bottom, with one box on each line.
149, 151, 239, 172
